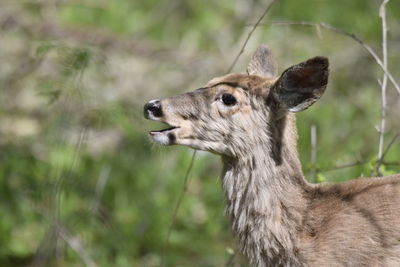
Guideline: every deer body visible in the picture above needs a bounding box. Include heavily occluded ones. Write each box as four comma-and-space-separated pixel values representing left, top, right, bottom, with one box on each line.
144, 45, 400, 266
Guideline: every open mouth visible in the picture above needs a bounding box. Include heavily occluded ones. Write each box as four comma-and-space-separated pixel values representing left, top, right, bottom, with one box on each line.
149, 126, 179, 135
148, 123, 180, 145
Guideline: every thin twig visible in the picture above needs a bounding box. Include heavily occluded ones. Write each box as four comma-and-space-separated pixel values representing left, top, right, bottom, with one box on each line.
381, 133, 400, 160
225, 251, 236, 266
376, 0, 390, 174
311, 160, 367, 173
253, 21, 400, 95
226, 0, 278, 73
90, 165, 111, 213
162, 150, 197, 266
374, 133, 400, 174
381, 161, 400, 166
59, 226, 97, 267
309, 132, 399, 174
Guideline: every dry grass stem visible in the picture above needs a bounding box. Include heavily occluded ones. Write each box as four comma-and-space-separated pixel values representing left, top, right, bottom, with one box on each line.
162, 150, 197, 266
376, 0, 390, 174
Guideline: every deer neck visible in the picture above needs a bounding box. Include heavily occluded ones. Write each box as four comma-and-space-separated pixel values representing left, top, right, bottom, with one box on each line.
221, 114, 309, 266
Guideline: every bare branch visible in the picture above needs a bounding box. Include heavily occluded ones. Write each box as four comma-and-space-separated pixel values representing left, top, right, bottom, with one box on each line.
382, 161, 400, 166
253, 21, 400, 95
162, 150, 197, 266
225, 249, 236, 266
311, 160, 367, 173
59, 226, 97, 267
90, 165, 111, 213
226, 0, 279, 73
304, 132, 399, 175
381, 133, 400, 161
375, 133, 400, 174
376, 0, 390, 174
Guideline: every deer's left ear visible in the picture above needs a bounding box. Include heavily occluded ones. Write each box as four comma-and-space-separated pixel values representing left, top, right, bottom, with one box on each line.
247, 44, 278, 78
273, 56, 329, 112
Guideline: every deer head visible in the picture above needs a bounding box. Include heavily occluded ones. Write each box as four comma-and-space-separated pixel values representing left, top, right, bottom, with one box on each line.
144, 45, 329, 158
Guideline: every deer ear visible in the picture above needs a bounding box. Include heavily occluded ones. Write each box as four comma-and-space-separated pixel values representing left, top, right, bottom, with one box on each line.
247, 44, 278, 78
273, 56, 329, 112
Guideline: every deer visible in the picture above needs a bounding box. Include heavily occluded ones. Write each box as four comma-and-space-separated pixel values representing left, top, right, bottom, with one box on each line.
143, 44, 400, 266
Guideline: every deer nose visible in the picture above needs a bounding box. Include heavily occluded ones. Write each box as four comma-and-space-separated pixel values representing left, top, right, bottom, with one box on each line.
144, 99, 163, 119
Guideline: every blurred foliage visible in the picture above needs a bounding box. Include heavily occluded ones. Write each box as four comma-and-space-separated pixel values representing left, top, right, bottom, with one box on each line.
0, 0, 400, 266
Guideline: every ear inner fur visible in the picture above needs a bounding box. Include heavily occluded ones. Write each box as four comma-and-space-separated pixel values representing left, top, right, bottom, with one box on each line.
247, 44, 278, 78
273, 56, 329, 112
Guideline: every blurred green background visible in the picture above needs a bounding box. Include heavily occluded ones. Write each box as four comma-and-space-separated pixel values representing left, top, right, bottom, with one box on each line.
0, 0, 399, 266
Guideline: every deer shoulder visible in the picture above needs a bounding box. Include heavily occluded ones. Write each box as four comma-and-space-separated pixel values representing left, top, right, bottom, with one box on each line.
301, 174, 400, 266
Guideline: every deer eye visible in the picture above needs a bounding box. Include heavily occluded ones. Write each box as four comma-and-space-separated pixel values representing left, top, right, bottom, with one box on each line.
221, 93, 237, 106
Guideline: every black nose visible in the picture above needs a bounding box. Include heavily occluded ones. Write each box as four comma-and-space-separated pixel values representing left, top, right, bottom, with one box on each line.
144, 100, 163, 118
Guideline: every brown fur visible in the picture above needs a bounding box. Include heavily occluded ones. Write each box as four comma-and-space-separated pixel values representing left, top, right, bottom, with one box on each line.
144, 45, 400, 266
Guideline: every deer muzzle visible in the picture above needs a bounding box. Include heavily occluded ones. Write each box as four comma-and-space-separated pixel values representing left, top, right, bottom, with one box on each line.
144, 99, 180, 145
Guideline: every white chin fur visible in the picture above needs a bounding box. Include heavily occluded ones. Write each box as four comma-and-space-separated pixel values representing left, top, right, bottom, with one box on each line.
150, 132, 170, 145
